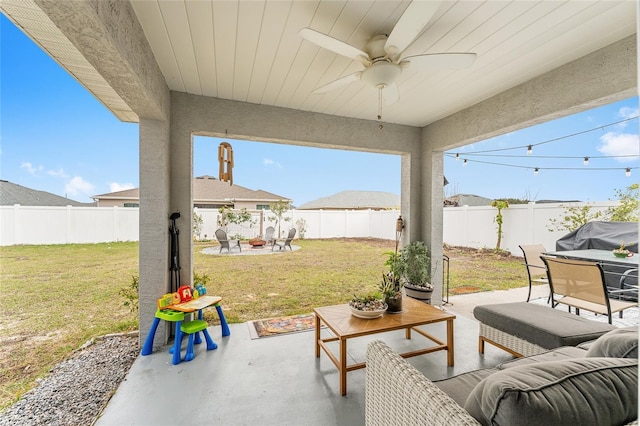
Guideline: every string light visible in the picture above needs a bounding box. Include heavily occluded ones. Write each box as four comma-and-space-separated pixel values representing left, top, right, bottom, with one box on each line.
527, 145, 532, 155
455, 153, 460, 160
534, 167, 539, 175
583, 156, 589, 166
626, 168, 631, 177
463, 159, 467, 166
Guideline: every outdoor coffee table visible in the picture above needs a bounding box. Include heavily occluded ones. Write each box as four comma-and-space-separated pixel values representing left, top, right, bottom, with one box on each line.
314, 296, 455, 395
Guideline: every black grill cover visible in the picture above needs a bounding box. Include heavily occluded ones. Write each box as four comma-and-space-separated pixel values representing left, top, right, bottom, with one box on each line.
555, 221, 638, 252
555, 221, 638, 296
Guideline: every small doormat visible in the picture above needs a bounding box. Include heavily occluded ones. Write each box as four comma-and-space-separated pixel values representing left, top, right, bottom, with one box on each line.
248, 313, 317, 339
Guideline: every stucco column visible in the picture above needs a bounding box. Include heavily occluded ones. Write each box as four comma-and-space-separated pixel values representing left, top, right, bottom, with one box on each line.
422, 148, 444, 306
170, 95, 195, 292
139, 117, 171, 347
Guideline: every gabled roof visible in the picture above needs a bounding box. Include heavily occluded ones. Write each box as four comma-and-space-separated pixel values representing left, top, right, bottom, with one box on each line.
297, 190, 399, 210
0, 180, 92, 206
93, 175, 290, 203
444, 194, 493, 207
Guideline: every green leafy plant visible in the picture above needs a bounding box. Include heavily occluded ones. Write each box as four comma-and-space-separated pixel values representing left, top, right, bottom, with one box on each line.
606, 183, 639, 222
396, 241, 432, 287
491, 199, 509, 250
268, 199, 292, 238
119, 274, 139, 313
217, 206, 255, 228
547, 203, 603, 232
295, 217, 308, 239
193, 209, 204, 240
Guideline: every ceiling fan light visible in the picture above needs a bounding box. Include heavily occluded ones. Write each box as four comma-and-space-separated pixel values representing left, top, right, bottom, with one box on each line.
361, 62, 402, 88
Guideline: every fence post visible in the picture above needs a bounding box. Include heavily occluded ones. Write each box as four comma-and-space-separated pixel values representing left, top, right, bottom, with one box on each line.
66, 205, 72, 244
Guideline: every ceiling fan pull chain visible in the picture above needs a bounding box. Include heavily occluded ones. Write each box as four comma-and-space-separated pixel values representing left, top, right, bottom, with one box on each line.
377, 85, 383, 121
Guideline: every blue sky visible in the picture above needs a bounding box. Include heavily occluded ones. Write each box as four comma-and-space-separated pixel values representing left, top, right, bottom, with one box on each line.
2, 15, 638, 206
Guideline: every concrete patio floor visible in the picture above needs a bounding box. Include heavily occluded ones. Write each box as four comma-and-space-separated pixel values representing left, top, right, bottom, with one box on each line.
96, 287, 546, 426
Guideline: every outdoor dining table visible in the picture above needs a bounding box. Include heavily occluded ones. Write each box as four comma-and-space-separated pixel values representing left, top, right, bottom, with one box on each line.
543, 249, 638, 293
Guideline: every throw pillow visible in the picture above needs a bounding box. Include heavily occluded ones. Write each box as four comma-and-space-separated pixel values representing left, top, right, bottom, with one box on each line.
586, 326, 638, 358
464, 357, 638, 426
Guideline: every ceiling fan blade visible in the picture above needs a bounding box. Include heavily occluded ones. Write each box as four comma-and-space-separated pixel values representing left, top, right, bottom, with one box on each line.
299, 28, 370, 62
383, 83, 399, 105
385, 1, 442, 57
313, 72, 362, 94
401, 53, 477, 70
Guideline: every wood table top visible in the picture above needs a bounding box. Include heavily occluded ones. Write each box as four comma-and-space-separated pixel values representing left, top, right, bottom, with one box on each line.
314, 297, 455, 339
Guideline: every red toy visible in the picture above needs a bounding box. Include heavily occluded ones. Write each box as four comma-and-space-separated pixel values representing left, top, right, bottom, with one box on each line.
178, 285, 193, 302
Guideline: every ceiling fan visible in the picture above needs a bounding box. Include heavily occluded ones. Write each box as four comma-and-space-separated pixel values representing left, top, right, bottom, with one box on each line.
299, 1, 476, 120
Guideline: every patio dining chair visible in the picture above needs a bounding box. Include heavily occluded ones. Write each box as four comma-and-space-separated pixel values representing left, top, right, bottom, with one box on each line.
273, 228, 296, 251
215, 228, 241, 254
541, 256, 637, 324
518, 244, 550, 302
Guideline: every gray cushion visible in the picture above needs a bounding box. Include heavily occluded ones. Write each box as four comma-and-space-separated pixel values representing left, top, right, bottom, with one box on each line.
498, 346, 586, 369
473, 302, 614, 349
434, 368, 499, 407
586, 326, 638, 358
464, 357, 638, 426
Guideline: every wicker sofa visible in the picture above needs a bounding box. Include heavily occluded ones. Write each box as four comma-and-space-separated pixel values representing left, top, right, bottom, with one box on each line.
365, 326, 638, 426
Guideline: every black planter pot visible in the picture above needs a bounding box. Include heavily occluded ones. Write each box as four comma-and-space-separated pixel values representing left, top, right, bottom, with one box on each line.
404, 283, 433, 304
385, 294, 403, 313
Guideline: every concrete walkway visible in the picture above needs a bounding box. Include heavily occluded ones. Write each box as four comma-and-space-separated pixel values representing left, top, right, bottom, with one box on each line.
443, 285, 550, 319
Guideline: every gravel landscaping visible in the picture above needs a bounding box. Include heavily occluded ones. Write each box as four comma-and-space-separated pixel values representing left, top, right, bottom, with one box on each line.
0, 333, 138, 426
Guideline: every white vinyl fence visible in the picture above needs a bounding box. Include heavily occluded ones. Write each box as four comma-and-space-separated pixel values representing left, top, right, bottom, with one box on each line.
1, 202, 621, 254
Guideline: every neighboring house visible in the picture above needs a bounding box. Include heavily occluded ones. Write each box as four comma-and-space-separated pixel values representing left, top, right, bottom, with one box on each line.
297, 190, 400, 210
92, 175, 291, 209
0, 180, 92, 206
444, 193, 493, 207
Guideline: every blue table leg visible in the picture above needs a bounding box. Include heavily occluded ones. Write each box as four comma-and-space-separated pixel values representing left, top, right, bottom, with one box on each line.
215, 304, 231, 337
141, 317, 161, 356
194, 310, 203, 345
202, 328, 218, 350
171, 320, 183, 365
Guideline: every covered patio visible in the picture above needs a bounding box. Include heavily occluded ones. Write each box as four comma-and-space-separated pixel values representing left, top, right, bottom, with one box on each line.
1, 0, 636, 423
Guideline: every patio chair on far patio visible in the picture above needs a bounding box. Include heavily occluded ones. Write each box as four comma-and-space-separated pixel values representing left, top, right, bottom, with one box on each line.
215, 228, 241, 254
273, 228, 296, 251
519, 244, 549, 302
264, 226, 276, 247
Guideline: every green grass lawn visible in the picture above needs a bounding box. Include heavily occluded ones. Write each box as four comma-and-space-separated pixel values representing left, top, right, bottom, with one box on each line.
0, 239, 528, 410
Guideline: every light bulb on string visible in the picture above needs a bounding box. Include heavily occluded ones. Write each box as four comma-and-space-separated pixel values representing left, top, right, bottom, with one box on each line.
455, 153, 460, 161
583, 157, 589, 166
463, 159, 468, 166
527, 145, 532, 155
534, 167, 539, 175
626, 168, 631, 177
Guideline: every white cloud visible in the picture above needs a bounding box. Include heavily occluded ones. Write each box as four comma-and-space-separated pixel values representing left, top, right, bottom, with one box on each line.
47, 168, 69, 178
110, 182, 135, 192
20, 162, 43, 175
619, 106, 638, 120
65, 176, 95, 197
263, 158, 282, 169
597, 132, 640, 162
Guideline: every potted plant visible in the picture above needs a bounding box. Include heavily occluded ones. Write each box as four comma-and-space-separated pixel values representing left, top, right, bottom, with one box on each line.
396, 241, 434, 303
613, 241, 632, 258
381, 252, 403, 313
348, 293, 387, 319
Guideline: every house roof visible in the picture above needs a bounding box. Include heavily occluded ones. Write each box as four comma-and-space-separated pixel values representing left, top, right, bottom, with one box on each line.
0, 180, 92, 206
297, 190, 399, 210
93, 176, 290, 204
444, 194, 494, 207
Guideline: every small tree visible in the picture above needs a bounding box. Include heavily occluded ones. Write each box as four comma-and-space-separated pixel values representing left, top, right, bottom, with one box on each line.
193, 209, 204, 240
295, 217, 308, 239
547, 203, 603, 233
491, 199, 509, 251
605, 183, 639, 222
268, 199, 292, 238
